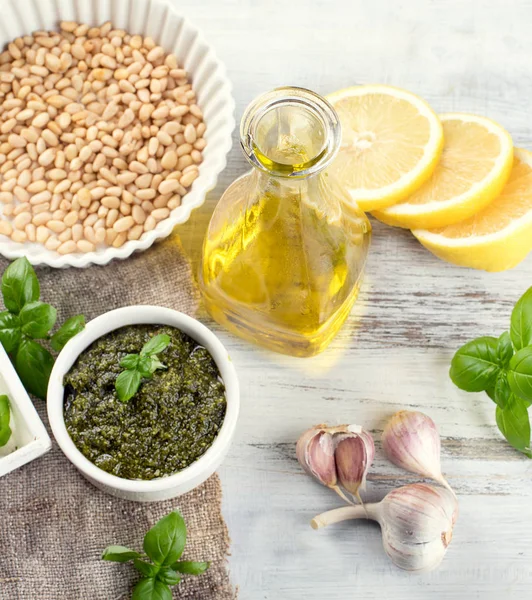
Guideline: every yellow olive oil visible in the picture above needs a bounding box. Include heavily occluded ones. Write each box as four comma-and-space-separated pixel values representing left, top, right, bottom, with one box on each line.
200, 87, 371, 356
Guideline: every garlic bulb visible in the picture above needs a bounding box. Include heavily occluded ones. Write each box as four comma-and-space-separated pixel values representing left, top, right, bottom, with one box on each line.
382, 410, 454, 494
311, 483, 459, 572
296, 424, 375, 504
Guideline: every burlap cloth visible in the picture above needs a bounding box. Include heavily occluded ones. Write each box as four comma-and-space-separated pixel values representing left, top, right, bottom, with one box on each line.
0, 238, 236, 600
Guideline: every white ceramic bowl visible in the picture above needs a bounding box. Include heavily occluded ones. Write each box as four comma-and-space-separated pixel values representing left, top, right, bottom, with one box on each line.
0, 0, 235, 268
47, 306, 239, 502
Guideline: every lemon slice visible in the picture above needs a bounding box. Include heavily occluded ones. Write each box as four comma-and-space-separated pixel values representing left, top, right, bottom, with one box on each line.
327, 85, 443, 212
413, 148, 532, 272
373, 113, 514, 229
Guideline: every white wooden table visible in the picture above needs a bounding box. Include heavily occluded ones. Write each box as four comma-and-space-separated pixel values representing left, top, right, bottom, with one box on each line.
175, 0, 532, 597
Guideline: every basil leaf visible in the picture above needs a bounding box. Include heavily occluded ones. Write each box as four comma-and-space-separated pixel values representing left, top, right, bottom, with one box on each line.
134, 559, 160, 578
450, 337, 500, 392
101, 545, 141, 563
15, 338, 54, 400
493, 371, 511, 408
137, 355, 166, 378
143, 511, 187, 566
50, 315, 86, 352
511, 286, 532, 350
496, 331, 514, 367
508, 347, 532, 403
0, 395, 12, 447
141, 334, 170, 357
150, 357, 166, 372
495, 395, 532, 457
1, 257, 39, 314
156, 567, 180, 585
132, 578, 172, 600
172, 560, 210, 575
120, 354, 140, 370
0, 311, 21, 352
115, 369, 141, 402
137, 355, 155, 379
19, 301, 56, 339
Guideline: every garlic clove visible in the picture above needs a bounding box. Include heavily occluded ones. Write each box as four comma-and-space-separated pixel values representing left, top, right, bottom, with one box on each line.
382, 410, 454, 494
297, 424, 373, 505
334, 428, 375, 502
311, 482, 458, 573
296, 426, 337, 487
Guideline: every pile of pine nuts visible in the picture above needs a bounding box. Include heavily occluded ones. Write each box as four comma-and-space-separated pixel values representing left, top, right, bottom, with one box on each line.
0, 21, 206, 254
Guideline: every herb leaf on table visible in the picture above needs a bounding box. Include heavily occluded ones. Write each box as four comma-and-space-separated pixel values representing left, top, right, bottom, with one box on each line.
450, 285, 532, 457
50, 315, 86, 352
19, 301, 57, 339
172, 560, 210, 575
143, 511, 186, 566
102, 546, 142, 563
156, 567, 181, 585
0, 311, 21, 352
495, 394, 532, 458
15, 338, 55, 400
496, 331, 514, 367
0, 257, 86, 400
102, 510, 208, 600
510, 286, 532, 350
115, 334, 170, 402
134, 559, 160, 578
449, 336, 500, 392
0, 395, 12, 447
132, 578, 172, 600
508, 347, 532, 403
1, 256, 39, 314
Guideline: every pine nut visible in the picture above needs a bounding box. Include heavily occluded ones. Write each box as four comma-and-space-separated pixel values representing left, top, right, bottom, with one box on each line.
151, 208, 170, 221
77, 239, 95, 252
0, 221, 13, 236
132, 205, 146, 224
58, 240, 76, 254
158, 179, 180, 195
113, 216, 134, 232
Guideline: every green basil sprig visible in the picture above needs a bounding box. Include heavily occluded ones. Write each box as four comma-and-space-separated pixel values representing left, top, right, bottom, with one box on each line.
102, 511, 209, 600
450, 285, 532, 457
0, 395, 12, 447
0, 257, 85, 399
115, 334, 170, 402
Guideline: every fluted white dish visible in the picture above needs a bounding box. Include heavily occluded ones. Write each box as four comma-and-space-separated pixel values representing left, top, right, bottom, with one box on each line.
0, 0, 235, 267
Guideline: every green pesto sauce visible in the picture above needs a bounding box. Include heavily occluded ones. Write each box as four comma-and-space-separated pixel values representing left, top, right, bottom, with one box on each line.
64, 325, 226, 480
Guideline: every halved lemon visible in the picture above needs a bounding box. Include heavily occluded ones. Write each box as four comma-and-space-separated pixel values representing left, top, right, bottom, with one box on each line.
373, 113, 514, 229
413, 148, 532, 272
327, 85, 443, 212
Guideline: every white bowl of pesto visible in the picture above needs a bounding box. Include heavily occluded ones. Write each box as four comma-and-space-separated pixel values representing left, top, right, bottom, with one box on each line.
47, 306, 239, 502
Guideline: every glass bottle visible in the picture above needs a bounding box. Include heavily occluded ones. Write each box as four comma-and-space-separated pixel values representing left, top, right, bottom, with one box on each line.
200, 87, 371, 357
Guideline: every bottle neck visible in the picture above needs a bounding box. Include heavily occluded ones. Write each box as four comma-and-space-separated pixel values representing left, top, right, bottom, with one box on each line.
240, 87, 341, 180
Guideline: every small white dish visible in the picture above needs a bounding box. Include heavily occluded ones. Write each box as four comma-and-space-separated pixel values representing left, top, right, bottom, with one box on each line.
0, 0, 235, 268
47, 306, 239, 502
0, 345, 52, 477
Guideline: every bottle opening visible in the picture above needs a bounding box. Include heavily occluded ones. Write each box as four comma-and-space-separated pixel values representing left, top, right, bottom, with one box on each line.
241, 87, 341, 178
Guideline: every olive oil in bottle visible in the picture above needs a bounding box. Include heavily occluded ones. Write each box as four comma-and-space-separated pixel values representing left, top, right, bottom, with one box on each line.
200, 87, 371, 357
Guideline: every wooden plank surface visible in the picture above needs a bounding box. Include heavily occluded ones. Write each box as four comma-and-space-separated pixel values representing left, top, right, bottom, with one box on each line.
173, 0, 532, 597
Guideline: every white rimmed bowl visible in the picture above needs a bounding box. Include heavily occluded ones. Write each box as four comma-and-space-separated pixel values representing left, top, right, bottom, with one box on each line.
47, 306, 239, 502
0, 0, 235, 268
